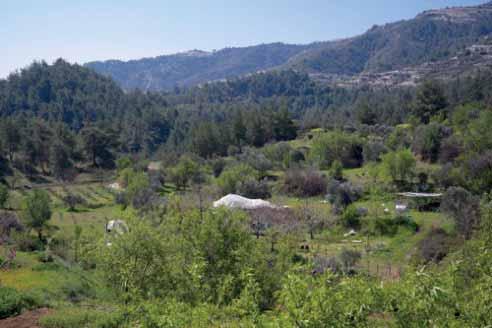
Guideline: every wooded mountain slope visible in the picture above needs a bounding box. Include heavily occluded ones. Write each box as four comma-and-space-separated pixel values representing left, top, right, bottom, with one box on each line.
86, 2, 492, 91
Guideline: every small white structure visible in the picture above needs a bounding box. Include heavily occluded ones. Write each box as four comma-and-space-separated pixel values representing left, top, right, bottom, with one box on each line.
106, 220, 129, 235
395, 203, 408, 214
344, 229, 357, 237
396, 192, 443, 198
107, 182, 124, 192
213, 194, 277, 210
147, 161, 162, 171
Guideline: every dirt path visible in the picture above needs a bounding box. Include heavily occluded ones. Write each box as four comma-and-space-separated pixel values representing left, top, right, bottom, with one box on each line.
0, 308, 51, 328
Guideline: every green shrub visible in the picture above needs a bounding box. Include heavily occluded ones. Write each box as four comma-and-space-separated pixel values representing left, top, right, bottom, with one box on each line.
0, 287, 40, 319
341, 205, 361, 229
0, 287, 23, 319
310, 131, 364, 169
394, 215, 419, 232
60, 279, 95, 303
11, 231, 45, 251
371, 215, 419, 236
216, 164, 259, 195
0, 183, 8, 209
372, 217, 398, 236
382, 149, 416, 187
282, 169, 327, 197
39, 307, 124, 328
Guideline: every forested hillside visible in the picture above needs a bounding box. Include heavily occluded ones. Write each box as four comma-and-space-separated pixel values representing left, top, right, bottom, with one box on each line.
86, 43, 309, 91
86, 2, 492, 91
287, 1, 492, 75
2, 57, 492, 326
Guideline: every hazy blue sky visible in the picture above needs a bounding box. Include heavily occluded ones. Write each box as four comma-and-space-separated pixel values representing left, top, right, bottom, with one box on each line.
2, 0, 488, 77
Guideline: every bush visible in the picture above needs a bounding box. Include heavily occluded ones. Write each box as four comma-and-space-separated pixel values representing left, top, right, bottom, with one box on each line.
310, 131, 364, 169
441, 187, 480, 240
236, 179, 271, 199
326, 180, 363, 213
372, 217, 399, 236
263, 142, 292, 167
61, 280, 95, 303
217, 164, 259, 196
464, 151, 492, 193
382, 149, 416, 187
432, 163, 465, 189
330, 160, 343, 181
0, 287, 23, 319
289, 149, 305, 165
0, 287, 40, 319
0, 212, 24, 242
313, 256, 341, 275
418, 228, 451, 264
341, 205, 361, 229
363, 139, 387, 163
283, 169, 327, 197
210, 158, 226, 178
115, 156, 132, 173
439, 136, 463, 163
386, 125, 412, 151
39, 307, 124, 328
339, 248, 361, 273
371, 215, 419, 236
0, 184, 8, 209
12, 231, 44, 251
394, 215, 419, 232
169, 157, 200, 191
239, 148, 272, 177
37, 251, 54, 263
62, 193, 86, 211
412, 123, 448, 163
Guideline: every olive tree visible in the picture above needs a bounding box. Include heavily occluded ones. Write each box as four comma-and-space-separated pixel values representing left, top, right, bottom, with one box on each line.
441, 187, 480, 240
21, 190, 52, 243
382, 149, 416, 187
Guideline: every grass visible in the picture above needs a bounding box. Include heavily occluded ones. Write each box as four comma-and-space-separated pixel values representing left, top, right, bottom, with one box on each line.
39, 305, 124, 328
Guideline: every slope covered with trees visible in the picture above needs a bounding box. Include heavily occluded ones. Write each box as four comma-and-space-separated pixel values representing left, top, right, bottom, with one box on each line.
86, 43, 310, 91
2, 49, 492, 327
287, 1, 492, 75
86, 2, 492, 91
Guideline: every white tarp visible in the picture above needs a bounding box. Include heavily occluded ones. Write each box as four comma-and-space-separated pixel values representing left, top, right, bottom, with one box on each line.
213, 194, 277, 210
107, 182, 124, 191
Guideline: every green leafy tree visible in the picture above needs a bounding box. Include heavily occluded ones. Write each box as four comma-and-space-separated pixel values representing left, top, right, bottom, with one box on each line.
0, 118, 21, 161
412, 123, 446, 163
170, 157, 200, 191
49, 141, 73, 181
382, 149, 416, 186
232, 111, 247, 150
0, 184, 8, 209
310, 131, 364, 169
464, 110, 492, 154
441, 187, 480, 240
217, 164, 259, 196
21, 190, 52, 243
272, 105, 297, 141
413, 80, 448, 124
81, 126, 117, 168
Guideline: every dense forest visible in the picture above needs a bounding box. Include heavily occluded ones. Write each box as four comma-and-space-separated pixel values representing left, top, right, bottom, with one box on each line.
2, 58, 492, 326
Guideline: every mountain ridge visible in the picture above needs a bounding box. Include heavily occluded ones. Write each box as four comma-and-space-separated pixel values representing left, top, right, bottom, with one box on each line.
85, 1, 492, 91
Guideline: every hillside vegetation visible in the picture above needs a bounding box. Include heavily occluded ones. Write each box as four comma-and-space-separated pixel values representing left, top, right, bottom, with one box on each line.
1, 52, 492, 326
86, 2, 492, 91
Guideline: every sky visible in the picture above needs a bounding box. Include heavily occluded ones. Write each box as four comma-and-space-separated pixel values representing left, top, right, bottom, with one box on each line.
2, 0, 488, 78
